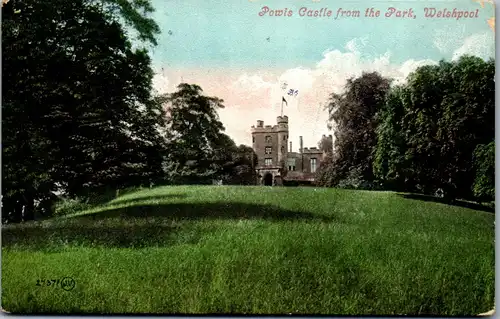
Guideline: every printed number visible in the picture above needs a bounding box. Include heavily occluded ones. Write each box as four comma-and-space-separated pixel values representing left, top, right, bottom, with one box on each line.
287, 89, 299, 96
36, 279, 60, 287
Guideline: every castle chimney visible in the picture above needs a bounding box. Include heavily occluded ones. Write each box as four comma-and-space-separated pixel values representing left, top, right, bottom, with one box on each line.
257, 120, 264, 127
299, 136, 303, 153
289, 141, 292, 152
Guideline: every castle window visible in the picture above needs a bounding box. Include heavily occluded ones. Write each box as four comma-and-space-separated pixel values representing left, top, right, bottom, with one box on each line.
265, 147, 272, 154
310, 158, 317, 173
283, 135, 286, 141
281, 146, 285, 154
265, 158, 272, 166
288, 165, 296, 171
252, 136, 255, 143
265, 136, 272, 143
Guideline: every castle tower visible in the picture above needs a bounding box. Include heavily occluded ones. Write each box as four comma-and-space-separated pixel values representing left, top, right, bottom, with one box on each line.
276, 115, 289, 166
250, 116, 288, 186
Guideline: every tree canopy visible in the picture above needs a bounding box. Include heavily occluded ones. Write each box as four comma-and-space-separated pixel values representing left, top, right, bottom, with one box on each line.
161, 84, 257, 185
318, 56, 495, 202
374, 56, 494, 200
316, 72, 391, 189
3, 0, 258, 223
2, 0, 166, 222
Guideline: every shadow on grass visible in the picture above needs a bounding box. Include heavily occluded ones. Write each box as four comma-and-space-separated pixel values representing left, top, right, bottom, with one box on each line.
398, 193, 495, 214
75, 201, 335, 222
3, 202, 336, 249
109, 194, 188, 206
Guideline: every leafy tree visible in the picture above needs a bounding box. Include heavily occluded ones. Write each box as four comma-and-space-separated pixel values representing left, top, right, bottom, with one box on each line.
374, 56, 495, 200
373, 85, 408, 191
434, 56, 495, 199
2, 0, 165, 222
320, 72, 391, 188
225, 145, 258, 185
314, 153, 336, 187
318, 135, 333, 155
162, 84, 227, 184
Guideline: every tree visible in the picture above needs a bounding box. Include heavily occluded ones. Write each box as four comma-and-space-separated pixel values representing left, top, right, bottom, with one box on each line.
318, 135, 333, 155
225, 145, 258, 185
314, 153, 337, 187
374, 56, 495, 200
373, 85, 408, 191
320, 72, 391, 188
162, 84, 227, 184
2, 0, 165, 222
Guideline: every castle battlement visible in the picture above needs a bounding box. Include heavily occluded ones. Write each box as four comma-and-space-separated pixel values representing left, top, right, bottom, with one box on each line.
251, 125, 280, 133
277, 115, 288, 123
302, 147, 322, 154
250, 116, 289, 133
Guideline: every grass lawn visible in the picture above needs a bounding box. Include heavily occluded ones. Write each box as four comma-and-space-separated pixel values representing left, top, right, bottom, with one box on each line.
2, 186, 495, 315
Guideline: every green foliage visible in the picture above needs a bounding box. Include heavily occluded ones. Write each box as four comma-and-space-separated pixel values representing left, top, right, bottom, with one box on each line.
373, 85, 409, 191
95, 0, 160, 46
318, 135, 333, 154
336, 166, 382, 190
472, 142, 495, 201
318, 72, 391, 188
222, 144, 258, 185
2, 0, 166, 222
52, 198, 93, 217
373, 56, 495, 200
315, 153, 338, 187
162, 84, 256, 185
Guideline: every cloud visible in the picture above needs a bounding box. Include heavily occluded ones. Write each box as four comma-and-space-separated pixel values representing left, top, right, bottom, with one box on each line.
451, 31, 495, 61
152, 37, 439, 147
433, 27, 495, 62
433, 25, 468, 54
313, 40, 437, 90
232, 73, 274, 92
344, 36, 369, 53
223, 38, 438, 146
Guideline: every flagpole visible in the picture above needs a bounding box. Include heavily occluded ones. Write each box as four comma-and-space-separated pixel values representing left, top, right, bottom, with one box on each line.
281, 98, 284, 117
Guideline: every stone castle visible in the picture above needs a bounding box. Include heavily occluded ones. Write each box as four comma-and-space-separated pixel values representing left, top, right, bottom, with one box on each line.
251, 115, 332, 186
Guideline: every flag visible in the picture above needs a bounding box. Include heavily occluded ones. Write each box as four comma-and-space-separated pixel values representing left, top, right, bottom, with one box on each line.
282, 96, 288, 106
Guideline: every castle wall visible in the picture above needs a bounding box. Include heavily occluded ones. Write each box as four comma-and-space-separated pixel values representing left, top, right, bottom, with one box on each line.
251, 116, 288, 169
252, 129, 279, 168
251, 116, 330, 185
287, 149, 323, 174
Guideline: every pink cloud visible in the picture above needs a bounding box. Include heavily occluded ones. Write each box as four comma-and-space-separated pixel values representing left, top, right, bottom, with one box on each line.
153, 39, 438, 148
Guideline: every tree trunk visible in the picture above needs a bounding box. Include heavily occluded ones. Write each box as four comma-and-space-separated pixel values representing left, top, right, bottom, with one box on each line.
22, 194, 35, 221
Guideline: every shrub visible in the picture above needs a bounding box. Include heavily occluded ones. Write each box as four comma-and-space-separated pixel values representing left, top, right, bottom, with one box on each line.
52, 197, 93, 217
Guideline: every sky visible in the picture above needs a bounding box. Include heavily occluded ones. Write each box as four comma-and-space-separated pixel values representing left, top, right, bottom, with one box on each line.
148, 0, 495, 148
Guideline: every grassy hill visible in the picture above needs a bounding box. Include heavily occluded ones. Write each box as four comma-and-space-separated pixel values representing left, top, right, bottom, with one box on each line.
2, 186, 495, 315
